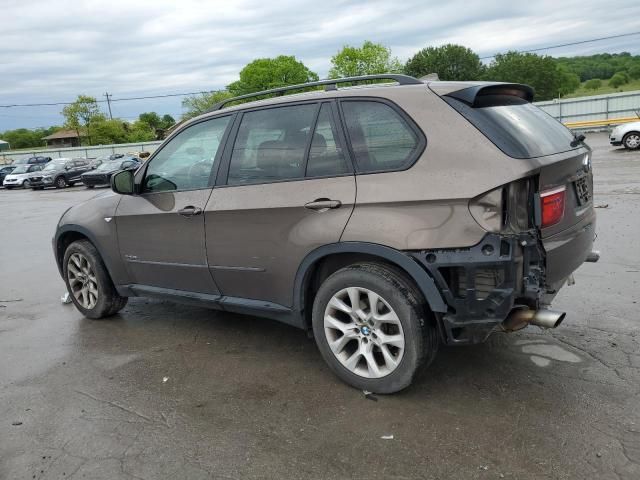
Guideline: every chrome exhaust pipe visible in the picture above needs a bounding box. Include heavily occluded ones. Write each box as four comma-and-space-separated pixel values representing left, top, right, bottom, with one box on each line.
529, 309, 565, 329
501, 308, 566, 332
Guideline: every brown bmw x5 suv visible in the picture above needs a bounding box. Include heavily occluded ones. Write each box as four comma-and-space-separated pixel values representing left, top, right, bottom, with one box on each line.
54, 74, 598, 393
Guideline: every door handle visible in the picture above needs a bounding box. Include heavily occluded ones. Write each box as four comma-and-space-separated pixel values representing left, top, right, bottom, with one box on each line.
178, 206, 203, 217
304, 198, 342, 211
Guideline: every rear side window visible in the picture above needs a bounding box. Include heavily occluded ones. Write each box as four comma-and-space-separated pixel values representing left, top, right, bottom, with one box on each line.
443, 94, 578, 158
341, 100, 420, 173
228, 104, 316, 185
306, 104, 350, 177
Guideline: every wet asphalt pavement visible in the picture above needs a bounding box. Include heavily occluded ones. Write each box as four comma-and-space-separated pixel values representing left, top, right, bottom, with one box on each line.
1, 133, 639, 480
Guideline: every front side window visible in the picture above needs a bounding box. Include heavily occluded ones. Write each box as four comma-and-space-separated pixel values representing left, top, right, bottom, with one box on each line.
306, 104, 350, 177
143, 116, 231, 193
227, 104, 317, 185
341, 101, 420, 173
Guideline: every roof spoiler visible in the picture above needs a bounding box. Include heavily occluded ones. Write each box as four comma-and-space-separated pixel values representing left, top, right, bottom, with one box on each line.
444, 83, 535, 106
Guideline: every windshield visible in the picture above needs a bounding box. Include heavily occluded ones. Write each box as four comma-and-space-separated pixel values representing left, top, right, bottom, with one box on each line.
42, 161, 66, 171
96, 161, 120, 171
444, 94, 578, 158
12, 165, 29, 173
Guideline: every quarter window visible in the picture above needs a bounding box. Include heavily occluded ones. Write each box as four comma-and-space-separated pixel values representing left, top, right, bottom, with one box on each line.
227, 104, 317, 185
306, 104, 350, 177
143, 116, 231, 193
341, 101, 420, 172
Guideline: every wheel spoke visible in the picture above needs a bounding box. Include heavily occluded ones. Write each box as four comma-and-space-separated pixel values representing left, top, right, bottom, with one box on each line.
380, 344, 399, 369
329, 333, 356, 354
377, 331, 404, 348
324, 315, 353, 333
344, 350, 362, 371
374, 310, 401, 326
367, 291, 380, 317
328, 296, 352, 314
363, 350, 381, 377
346, 287, 361, 311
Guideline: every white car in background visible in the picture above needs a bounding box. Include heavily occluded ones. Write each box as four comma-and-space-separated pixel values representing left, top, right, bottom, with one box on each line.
610, 121, 640, 150
2, 163, 44, 189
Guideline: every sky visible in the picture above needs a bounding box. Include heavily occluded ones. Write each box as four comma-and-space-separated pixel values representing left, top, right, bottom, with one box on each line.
1, 0, 639, 131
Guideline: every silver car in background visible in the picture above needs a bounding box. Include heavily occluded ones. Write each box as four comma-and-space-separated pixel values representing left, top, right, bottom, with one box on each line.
2, 163, 43, 189
610, 121, 640, 150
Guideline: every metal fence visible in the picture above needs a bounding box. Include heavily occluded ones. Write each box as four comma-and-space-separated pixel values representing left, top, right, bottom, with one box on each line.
535, 90, 640, 128
0, 140, 163, 164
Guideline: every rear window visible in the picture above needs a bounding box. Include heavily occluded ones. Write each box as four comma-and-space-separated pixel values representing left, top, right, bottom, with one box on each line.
341, 100, 422, 173
444, 94, 579, 158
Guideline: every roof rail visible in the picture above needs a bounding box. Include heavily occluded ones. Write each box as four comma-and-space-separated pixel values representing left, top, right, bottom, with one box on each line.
208, 74, 422, 112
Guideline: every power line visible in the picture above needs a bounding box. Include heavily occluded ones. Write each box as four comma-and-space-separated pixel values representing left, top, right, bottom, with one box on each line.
479, 31, 640, 59
1, 30, 640, 109
0, 90, 219, 109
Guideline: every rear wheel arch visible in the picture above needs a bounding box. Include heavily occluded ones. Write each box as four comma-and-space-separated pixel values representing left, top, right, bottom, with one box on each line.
294, 243, 447, 329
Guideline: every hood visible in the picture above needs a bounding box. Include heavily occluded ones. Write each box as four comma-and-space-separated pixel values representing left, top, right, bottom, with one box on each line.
4, 172, 31, 180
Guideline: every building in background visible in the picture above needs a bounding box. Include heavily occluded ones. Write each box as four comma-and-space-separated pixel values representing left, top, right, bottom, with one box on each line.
42, 129, 82, 148
0, 139, 10, 151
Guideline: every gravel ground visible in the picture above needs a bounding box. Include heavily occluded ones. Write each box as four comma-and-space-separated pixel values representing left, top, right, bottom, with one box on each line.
0, 132, 638, 480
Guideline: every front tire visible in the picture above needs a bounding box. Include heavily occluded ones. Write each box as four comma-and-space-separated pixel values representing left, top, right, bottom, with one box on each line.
55, 176, 67, 189
623, 132, 640, 150
312, 263, 438, 394
63, 240, 128, 319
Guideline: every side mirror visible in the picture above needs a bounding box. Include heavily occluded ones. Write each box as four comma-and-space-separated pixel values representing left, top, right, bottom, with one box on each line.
111, 170, 135, 195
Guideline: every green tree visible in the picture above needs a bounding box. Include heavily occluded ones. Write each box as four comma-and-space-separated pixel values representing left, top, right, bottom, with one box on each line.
61, 95, 104, 145
329, 41, 402, 78
161, 114, 175, 128
609, 72, 628, 88
484, 52, 565, 100
628, 64, 640, 80
0, 127, 58, 149
404, 44, 483, 81
228, 56, 319, 96
126, 120, 156, 142
557, 66, 581, 96
138, 112, 163, 129
89, 119, 128, 145
181, 90, 234, 120
584, 78, 602, 91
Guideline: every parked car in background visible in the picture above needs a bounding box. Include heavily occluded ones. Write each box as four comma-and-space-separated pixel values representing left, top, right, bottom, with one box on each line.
610, 121, 640, 150
53, 74, 598, 393
0, 165, 17, 186
13, 156, 52, 165
29, 158, 91, 189
3, 163, 43, 189
88, 157, 107, 170
81, 157, 141, 188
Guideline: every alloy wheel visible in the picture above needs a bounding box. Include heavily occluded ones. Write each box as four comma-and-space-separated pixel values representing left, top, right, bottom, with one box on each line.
625, 133, 640, 149
323, 286, 405, 378
67, 252, 99, 309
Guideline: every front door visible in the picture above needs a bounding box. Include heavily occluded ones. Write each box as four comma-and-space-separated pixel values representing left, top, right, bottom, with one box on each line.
205, 102, 356, 307
115, 115, 233, 294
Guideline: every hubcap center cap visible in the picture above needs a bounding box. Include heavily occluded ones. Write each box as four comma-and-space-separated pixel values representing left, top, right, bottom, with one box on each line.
361, 326, 371, 336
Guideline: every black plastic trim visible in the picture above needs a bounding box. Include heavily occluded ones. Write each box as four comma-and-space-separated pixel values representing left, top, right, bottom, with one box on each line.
293, 242, 448, 318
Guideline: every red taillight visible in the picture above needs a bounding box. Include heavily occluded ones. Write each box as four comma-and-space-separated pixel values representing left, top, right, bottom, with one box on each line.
540, 186, 566, 228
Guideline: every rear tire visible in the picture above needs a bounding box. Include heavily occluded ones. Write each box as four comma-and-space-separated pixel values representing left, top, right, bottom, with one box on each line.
312, 262, 438, 394
63, 240, 128, 319
623, 132, 640, 150
55, 176, 67, 189
68, 182, 75, 187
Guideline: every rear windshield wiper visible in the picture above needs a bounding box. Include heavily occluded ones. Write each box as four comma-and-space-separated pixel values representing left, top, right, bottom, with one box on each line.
570, 133, 586, 148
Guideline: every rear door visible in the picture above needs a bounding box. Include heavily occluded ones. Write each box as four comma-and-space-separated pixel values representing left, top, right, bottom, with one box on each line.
115, 115, 233, 293
205, 101, 356, 307
70, 160, 90, 181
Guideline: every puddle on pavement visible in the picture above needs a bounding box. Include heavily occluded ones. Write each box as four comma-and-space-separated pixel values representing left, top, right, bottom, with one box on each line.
513, 339, 582, 367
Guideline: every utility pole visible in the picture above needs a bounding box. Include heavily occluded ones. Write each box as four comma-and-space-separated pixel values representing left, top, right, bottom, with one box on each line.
103, 92, 113, 120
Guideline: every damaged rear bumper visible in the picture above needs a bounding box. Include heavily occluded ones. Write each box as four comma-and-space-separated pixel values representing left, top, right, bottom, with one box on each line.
409, 226, 595, 345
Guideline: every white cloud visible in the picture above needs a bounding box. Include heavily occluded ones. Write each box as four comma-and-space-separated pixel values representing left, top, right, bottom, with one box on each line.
0, 0, 638, 129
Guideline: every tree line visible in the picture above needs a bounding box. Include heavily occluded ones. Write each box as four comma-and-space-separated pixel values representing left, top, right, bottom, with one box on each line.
3, 43, 640, 149
181, 43, 640, 118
